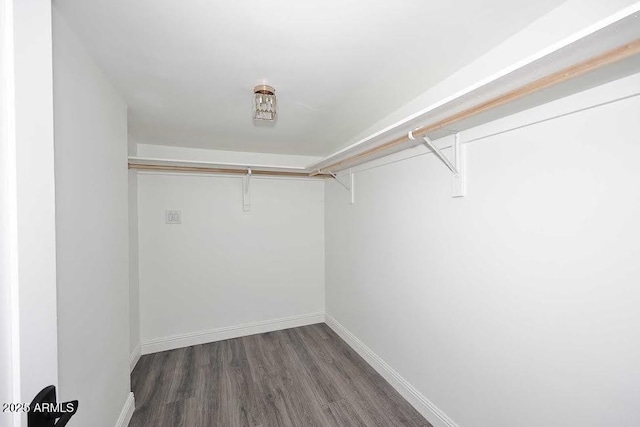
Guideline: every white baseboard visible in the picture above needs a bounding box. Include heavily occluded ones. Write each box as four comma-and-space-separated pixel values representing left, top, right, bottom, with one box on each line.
130, 343, 141, 373
115, 392, 135, 427
141, 312, 325, 355
325, 314, 459, 427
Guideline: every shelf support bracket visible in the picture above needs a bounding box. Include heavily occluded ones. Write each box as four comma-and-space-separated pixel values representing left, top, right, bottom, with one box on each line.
243, 168, 251, 211
326, 169, 355, 204
409, 131, 466, 198
450, 133, 466, 198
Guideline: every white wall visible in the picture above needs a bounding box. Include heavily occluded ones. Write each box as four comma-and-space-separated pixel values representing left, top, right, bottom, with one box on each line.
138, 172, 325, 352
1, 2, 59, 426
53, 9, 131, 427
325, 73, 640, 427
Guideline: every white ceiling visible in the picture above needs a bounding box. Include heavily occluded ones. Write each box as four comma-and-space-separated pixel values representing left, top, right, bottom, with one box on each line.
54, 0, 565, 156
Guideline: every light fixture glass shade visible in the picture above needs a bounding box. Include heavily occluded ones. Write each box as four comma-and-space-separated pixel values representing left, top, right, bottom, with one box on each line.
253, 85, 276, 121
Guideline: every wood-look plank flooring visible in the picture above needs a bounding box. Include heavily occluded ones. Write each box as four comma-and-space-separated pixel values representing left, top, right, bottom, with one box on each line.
130, 323, 431, 427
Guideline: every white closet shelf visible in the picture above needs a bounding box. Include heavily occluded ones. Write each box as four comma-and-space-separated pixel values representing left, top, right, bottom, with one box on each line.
129, 5, 640, 178
128, 157, 327, 177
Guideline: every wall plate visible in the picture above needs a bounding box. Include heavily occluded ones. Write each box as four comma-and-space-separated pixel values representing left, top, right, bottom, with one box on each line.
165, 210, 181, 224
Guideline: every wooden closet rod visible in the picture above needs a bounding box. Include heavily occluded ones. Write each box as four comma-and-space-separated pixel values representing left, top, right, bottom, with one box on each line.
316, 38, 640, 174
129, 163, 328, 178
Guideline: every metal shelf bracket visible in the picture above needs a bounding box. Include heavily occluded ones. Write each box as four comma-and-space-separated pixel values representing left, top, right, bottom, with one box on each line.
409, 131, 466, 198
325, 169, 355, 204
243, 168, 251, 211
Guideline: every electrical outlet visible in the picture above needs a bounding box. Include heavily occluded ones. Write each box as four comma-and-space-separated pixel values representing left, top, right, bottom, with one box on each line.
165, 210, 181, 224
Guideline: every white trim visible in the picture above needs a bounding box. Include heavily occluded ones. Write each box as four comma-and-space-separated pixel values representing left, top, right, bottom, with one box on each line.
1, 1, 22, 424
141, 312, 325, 355
129, 344, 141, 373
115, 392, 135, 427
325, 314, 459, 427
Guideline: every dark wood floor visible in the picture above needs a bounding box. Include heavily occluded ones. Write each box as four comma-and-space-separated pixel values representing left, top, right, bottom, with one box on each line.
130, 323, 431, 427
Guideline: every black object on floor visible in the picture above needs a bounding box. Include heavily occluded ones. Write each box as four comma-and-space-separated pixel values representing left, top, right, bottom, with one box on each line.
28, 385, 78, 427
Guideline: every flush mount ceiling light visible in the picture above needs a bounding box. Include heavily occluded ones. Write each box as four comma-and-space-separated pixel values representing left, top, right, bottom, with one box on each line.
253, 84, 276, 121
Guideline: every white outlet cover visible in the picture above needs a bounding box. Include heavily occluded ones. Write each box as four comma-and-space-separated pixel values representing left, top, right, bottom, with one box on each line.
165, 210, 181, 224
